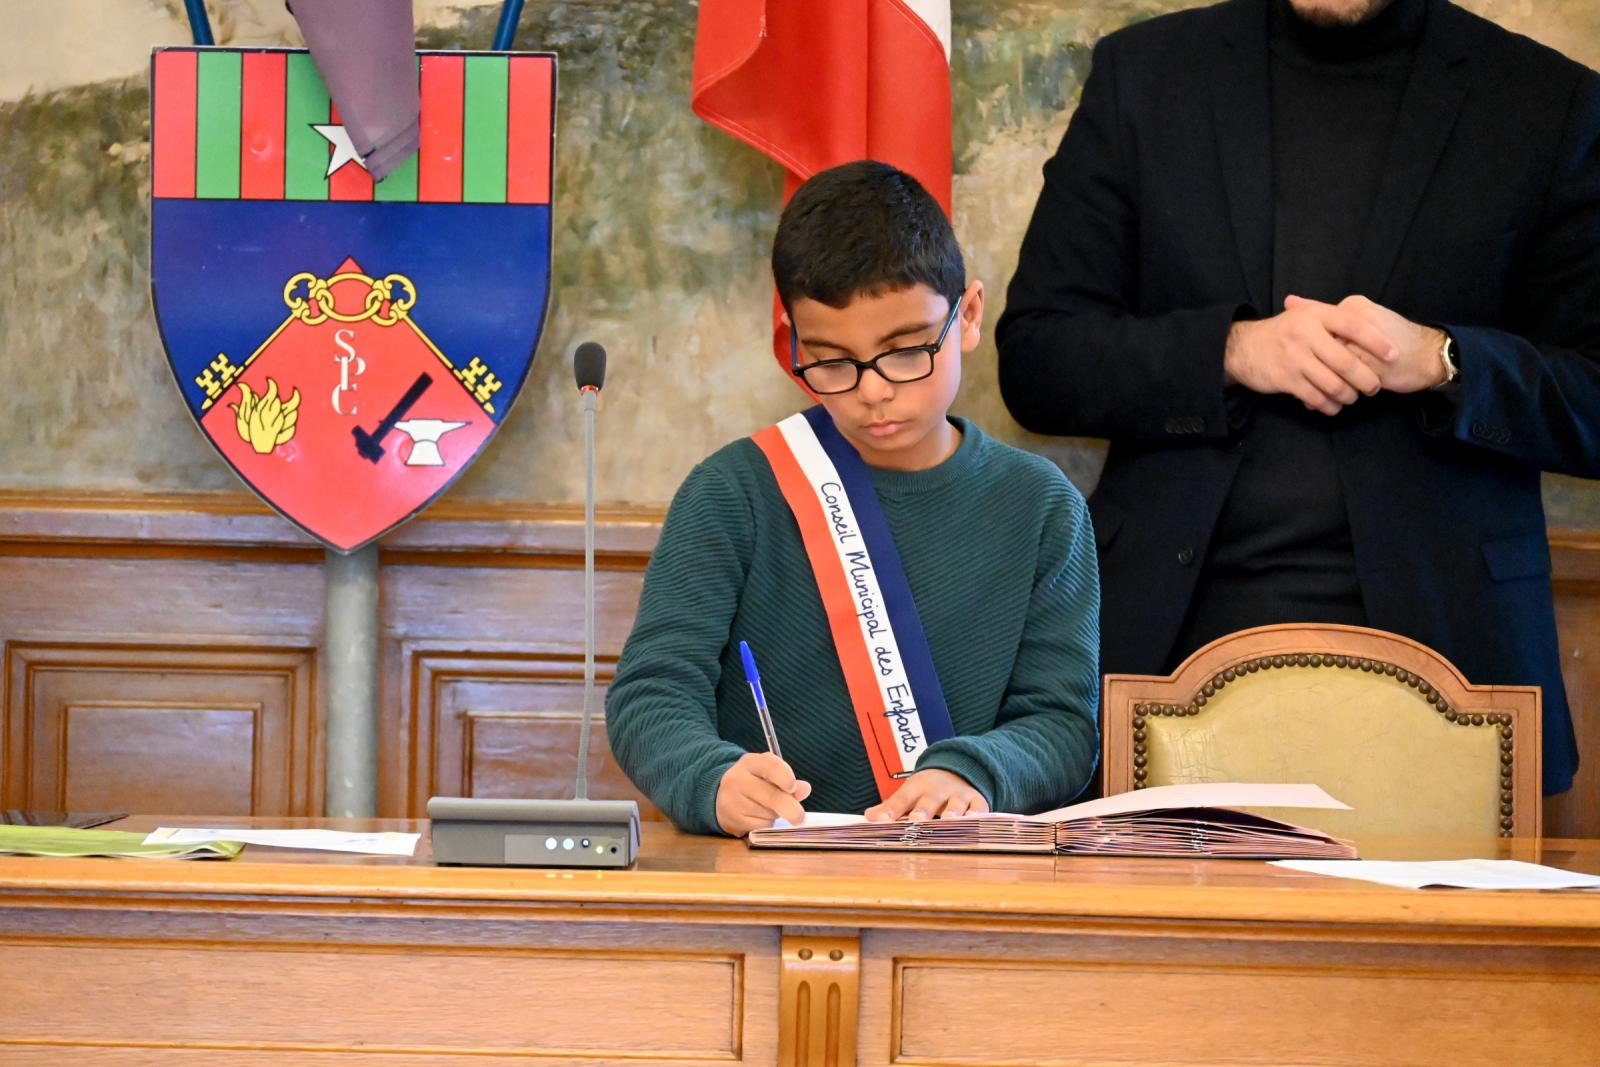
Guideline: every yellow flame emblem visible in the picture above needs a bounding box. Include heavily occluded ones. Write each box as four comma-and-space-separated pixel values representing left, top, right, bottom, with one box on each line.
230, 378, 301, 454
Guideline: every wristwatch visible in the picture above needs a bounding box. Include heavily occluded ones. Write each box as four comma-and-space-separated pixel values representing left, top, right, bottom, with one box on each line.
1430, 331, 1460, 390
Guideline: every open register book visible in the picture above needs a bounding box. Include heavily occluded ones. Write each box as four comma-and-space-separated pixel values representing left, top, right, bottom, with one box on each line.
748, 783, 1357, 859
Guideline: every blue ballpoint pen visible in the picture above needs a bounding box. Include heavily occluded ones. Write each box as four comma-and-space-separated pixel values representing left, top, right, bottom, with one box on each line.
738, 641, 785, 761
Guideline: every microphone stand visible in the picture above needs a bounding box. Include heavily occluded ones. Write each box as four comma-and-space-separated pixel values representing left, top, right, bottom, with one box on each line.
576, 384, 598, 800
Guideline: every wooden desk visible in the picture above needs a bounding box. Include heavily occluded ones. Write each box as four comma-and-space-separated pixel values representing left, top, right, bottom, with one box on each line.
1, 819, 1598, 1065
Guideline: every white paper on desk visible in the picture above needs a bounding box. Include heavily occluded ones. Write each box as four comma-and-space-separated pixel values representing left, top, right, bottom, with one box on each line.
1030, 782, 1351, 822
144, 827, 420, 856
1272, 858, 1600, 890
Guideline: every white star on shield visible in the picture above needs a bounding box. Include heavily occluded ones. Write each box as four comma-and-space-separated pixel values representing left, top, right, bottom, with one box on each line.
311, 123, 369, 178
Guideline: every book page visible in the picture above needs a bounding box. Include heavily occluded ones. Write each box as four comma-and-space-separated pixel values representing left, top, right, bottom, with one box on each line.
770, 812, 868, 830
1029, 782, 1351, 822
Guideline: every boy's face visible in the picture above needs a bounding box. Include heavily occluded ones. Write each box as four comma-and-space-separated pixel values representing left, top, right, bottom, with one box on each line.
787, 281, 984, 471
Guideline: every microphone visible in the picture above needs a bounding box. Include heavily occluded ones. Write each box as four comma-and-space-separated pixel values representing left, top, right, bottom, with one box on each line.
574, 340, 606, 393
427, 340, 640, 868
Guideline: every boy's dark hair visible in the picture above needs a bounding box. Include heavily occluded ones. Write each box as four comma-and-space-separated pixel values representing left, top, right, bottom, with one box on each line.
772, 160, 964, 312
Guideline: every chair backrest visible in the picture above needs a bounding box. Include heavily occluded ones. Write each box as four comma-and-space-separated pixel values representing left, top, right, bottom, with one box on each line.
1102, 624, 1542, 839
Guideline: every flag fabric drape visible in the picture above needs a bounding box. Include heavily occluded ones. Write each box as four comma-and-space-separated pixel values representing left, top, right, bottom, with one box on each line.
691, 0, 954, 372
288, 0, 420, 180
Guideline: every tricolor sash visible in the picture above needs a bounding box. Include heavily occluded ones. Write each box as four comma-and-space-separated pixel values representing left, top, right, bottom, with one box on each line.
751, 407, 956, 800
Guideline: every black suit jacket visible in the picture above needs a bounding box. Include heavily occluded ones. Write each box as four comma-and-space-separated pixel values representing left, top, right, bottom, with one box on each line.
996, 0, 1600, 793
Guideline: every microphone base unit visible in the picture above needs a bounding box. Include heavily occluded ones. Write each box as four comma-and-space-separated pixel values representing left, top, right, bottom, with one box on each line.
427, 797, 641, 868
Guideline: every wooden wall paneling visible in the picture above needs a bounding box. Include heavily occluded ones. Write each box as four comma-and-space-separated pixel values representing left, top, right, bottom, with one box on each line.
6, 492, 1600, 836
403, 647, 658, 819
1, 499, 327, 815
0, 553, 325, 643
4, 643, 318, 815
378, 552, 649, 819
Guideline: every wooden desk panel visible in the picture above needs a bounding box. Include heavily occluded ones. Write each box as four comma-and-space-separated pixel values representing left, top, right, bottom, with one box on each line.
1, 929, 764, 1062
2, 820, 1599, 1065
870, 929, 1600, 1066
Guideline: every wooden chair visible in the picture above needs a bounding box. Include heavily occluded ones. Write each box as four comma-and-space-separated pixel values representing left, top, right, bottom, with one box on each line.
1102, 623, 1542, 839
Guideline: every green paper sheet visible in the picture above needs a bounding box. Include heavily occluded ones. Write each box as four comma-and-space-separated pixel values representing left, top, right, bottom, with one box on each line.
0, 825, 243, 860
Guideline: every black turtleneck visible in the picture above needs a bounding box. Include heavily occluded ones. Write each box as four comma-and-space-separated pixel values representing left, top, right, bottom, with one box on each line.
1169, 0, 1430, 668
1269, 0, 1427, 306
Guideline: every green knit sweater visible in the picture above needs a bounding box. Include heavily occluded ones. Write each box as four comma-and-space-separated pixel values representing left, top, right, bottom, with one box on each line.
605, 416, 1101, 835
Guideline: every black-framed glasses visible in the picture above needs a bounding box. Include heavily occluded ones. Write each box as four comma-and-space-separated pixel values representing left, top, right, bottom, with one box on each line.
790, 297, 963, 395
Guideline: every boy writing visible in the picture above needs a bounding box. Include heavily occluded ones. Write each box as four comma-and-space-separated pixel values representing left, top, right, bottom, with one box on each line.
606, 160, 1100, 835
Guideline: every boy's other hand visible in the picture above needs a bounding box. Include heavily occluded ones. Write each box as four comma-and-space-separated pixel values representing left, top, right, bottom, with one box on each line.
715, 752, 813, 836
863, 769, 990, 822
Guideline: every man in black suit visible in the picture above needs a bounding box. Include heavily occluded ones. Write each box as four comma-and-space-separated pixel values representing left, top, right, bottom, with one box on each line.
996, 0, 1600, 793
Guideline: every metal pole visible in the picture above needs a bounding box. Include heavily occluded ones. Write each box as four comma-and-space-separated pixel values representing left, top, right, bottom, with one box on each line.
575, 392, 597, 800
492, 0, 525, 51
324, 544, 380, 817
184, 0, 215, 45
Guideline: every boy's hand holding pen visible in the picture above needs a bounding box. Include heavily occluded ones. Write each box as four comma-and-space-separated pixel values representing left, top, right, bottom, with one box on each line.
716, 751, 812, 837
716, 642, 812, 837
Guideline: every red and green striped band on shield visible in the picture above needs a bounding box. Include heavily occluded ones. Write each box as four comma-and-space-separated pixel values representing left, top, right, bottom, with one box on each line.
151, 49, 553, 204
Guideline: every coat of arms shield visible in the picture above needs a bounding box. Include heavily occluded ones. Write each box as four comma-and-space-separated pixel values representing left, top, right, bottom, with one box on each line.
150, 47, 554, 551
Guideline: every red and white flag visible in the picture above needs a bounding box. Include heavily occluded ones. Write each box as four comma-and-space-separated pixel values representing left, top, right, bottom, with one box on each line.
691, 0, 954, 372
